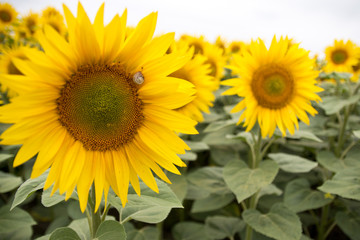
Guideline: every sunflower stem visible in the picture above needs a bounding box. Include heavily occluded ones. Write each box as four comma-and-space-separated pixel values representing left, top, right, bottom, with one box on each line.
317, 204, 330, 240
89, 185, 102, 239
245, 130, 263, 240
335, 105, 350, 157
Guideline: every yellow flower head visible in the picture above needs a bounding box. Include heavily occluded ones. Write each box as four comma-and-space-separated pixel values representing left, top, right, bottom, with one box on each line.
324, 39, 360, 73
0, 44, 32, 98
0, 3, 198, 212
41, 6, 63, 20
351, 58, 360, 82
215, 36, 226, 54
202, 41, 226, 81
227, 41, 246, 54
170, 42, 218, 122
222, 36, 323, 138
180, 34, 207, 55
0, 3, 17, 28
22, 11, 40, 37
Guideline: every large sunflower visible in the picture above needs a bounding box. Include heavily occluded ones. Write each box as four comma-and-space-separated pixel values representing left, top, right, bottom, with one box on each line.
324, 40, 360, 73
0, 3, 17, 29
0, 44, 32, 98
169, 43, 218, 122
222, 36, 322, 138
0, 3, 198, 212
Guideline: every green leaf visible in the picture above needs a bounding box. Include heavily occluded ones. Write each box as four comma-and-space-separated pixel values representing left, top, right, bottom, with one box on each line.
49, 227, 81, 240
210, 145, 242, 166
335, 211, 360, 240
257, 184, 282, 200
284, 178, 332, 213
318, 167, 360, 201
108, 178, 182, 224
2, 226, 33, 240
187, 167, 231, 195
41, 188, 78, 207
0, 153, 13, 163
318, 95, 360, 115
205, 216, 245, 239
317, 150, 360, 172
127, 226, 158, 240
0, 171, 23, 193
95, 220, 126, 240
68, 218, 90, 240
167, 173, 188, 202
223, 160, 279, 203
191, 193, 234, 213
178, 151, 197, 161
185, 182, 210, 200
203, 119, 236, 133
354, 130, 360, 138
243, 203, 302, 240
284, 130, 322, 142
0, 205, 36, 234
172, 222, 211, 240
226, 131, 254, 146
11, 170, 49, 210
268, 153, 317, 173
202, 125, 240, 146
67, 201, 85, 220
185, 141, 209, 151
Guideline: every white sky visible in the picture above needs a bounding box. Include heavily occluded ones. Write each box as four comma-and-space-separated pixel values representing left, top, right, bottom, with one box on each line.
7, 0, 360, 56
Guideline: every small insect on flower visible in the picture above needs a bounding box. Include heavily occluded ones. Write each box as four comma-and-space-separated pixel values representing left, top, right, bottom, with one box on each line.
133, 71, 144, 85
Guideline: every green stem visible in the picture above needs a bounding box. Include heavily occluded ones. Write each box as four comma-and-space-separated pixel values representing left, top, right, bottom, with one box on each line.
340, 141, 357, 160
89, 185, 102, 238
324, 221, 336, 239
260, 137, 277, 160
157, 221, 163, 240
101, 204, 111, 222
317, 204, 329, 240
245, 130, 263, 240
335, 105, 350, 157
85, 207, 93, 237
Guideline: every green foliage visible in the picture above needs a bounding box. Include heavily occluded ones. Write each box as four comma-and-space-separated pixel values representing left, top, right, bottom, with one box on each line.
268, 153, 318, 173
95, 220, 126, 240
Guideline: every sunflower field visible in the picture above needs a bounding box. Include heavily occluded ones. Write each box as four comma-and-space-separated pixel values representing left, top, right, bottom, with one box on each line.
0, 2, 360, 240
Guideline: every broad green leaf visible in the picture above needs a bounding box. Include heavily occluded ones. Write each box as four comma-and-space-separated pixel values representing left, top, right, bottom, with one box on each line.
191, 193, 234, 213
185, 182, 210, 200
210, 145, 242, 166
205, 216, 245, 239
223, 160, 279, 203
284, 130, 322, 142
41, 188, 78, 207
178, 151, 197, 161
202, 125, 240, 145
317, 150, 360, 172
354, 130, 360, 138
11, 170, 49, 210
284, 178, 332, 213
95, 220, 126, 240
0, 205, 36, 234
45, 216, 71, 235
318, 167, 360, 201
335, 211, 360, 240
172, 222, 211, 240
318, 95, 360, 115
0, 153, 13, 163
268, 153, 317, 173
127, 226, 158, 240
187, 167, 231, 195
185, 140, 209, 151
257, 184, 282, 200
49, 227, 81, 240
68, 218, 90, 240
0, 171, 23, 193
67, 201, 85, 220
203, 119, 236, 133
226, 131, 254, 146
2, 226, 32, 240
243, 203, 302, 240
167, 172, 188, 202
109, 179, 182, 224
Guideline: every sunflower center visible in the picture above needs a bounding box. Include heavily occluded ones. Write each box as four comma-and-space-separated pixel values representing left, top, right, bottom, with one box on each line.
190, 42, 204, 55
0, 10, 11, 23
205, 59, 217, 77
331, 49, 348, 65
57, 64, 144, 151
231, 45, 240, 53
251, 64, 294, 109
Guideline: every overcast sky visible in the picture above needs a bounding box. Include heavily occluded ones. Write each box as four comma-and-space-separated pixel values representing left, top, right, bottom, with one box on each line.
7, 0, 360, 56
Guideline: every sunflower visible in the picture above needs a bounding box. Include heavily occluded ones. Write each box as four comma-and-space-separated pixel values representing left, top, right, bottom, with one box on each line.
351, 59, 360, 82
41, 6, 66, 36
0, 3, 198, 212
227, 41, 245, 54
169, 43, 218, 122
202, 41, 226, 81
324, 40, 360, 73
22, 11, 39, 37
180, 35, 207, 55
0, 44, 32, 98
215, 36, 226, 54
0, 3, 17, 29
222, 36, 323, 138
